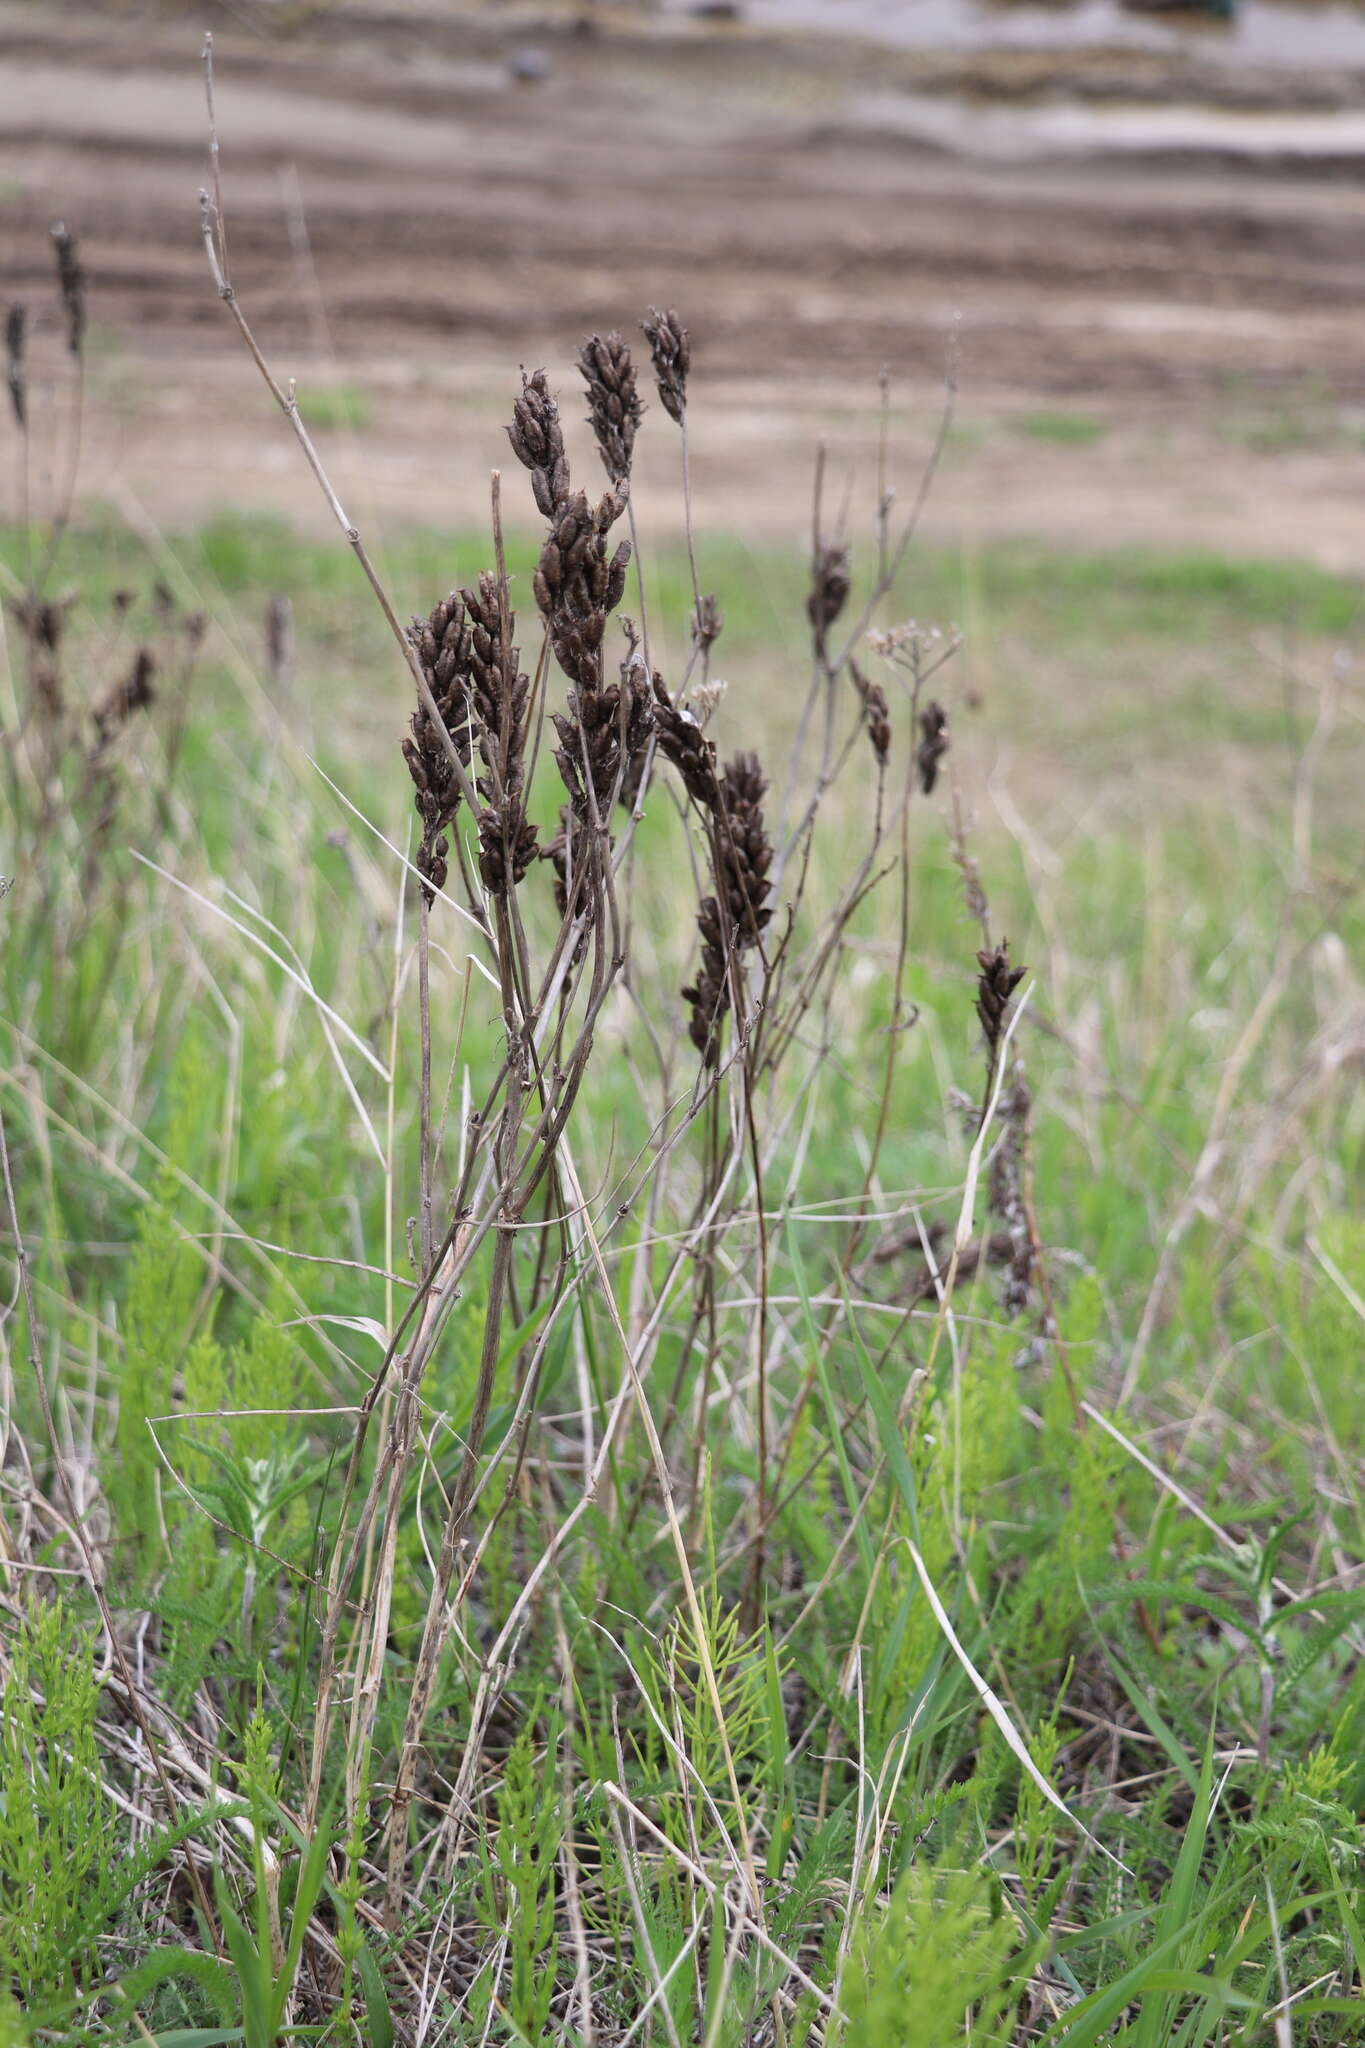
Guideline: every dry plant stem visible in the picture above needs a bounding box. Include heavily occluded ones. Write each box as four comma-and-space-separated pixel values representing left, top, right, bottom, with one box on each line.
382, 875, 538, 1917
417, 888, 434, 1272
197, 44, 476, 818
779, 444, 830, 836
678, 410, 706, 667
830, 356, 957, 678
0, 1104, 222, 1950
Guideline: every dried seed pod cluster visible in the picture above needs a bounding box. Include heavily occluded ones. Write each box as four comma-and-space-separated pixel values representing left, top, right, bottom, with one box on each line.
578, 331, 643, 482
50, 221, 85, 358
10, 593, 73, 724
691, 591, 724, 658
640, 306, 689, 424
917, 700, 948, 794
402, 593, 476, 899
651, 674, 719, 809
850, 660, 891, 765
508, 368, 571, 520
547, 653, 655, 916
975, 940, 1026, 1055
682, 751, 774, 1066
91, 649, 156, 754
460, 571, 539, 895
807, 541, 850, 649
5, 305, 25, 430
533, 487, 633, 694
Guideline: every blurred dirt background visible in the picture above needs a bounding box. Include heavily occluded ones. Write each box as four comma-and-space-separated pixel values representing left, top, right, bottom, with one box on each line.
4, 0, 1365, 562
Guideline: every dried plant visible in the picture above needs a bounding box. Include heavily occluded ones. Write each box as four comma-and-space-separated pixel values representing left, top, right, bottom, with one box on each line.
691, 590, 723, 658
651, 670, 719, 808
808, 539, 850, 656
402, 591, 476, 900
507, 366, 571, 519
640, 304, 689, 423
850, 657, 891, 764
578, 330, 643, 482
5, 303, 25, 429
49, 221, 86, 357
90, 648, 156, 755
683, 750, 774, 1065
533, 483, 632, 694
462, 569, 538, 894
917, 698, 949, 793
976, 940, 1027, 1058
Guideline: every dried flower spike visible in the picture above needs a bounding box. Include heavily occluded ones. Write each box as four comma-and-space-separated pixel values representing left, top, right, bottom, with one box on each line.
508, 368, 571, 520
850, 659, 890, 764
651, 674, 719, 809
50, 222, 85, 357
975, 941, 1026, 1055
5, 305, 25, 429
807, 542, 850, 649
458, 570, 539, 894
640, 306, 689, 424
683, 750, 773, 1065
692, 592, 723, 657
533, 486, 631, 694
917, 700, 948, 794
578, 331, 643, 482
92, 649, 156, 753
403, 592, 476, 899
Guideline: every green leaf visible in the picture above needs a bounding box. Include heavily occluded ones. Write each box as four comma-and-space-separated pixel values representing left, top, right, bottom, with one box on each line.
358, 1943, 394, 2048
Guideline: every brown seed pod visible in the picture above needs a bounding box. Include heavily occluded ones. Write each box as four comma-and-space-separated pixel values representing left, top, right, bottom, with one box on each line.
508, 368, 571, 520
807, 542, 850, 648
640, 306, 689, 425
683, 749, 773, 1065
50, 221, 85, 357
975, 941, 1026, 1055
5, 304, 25, 429
917, 700, 948, 794
578, 330, 644, 482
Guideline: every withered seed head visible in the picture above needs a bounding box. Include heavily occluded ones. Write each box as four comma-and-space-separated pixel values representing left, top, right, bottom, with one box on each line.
508, 368, 571, 520
917, 700, 948, 794
692, 592, 723, 656
533, 486, 631, 692
458, 569, 539, 893
640, 306, 689, 425
5, 305, 25, 429
578, 331, 643, 482
975, 941, 1026, 1055
404, 591, 476, 900
92, 648, 156, 752
651, 673, 719, 808
807, 542, 850, 646
49, 222, 85, 358
850, 659, 891, 764
682, 750, 773, 1066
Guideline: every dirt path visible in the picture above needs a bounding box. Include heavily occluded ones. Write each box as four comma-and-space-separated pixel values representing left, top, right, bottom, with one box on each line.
3, 0, 1364, 569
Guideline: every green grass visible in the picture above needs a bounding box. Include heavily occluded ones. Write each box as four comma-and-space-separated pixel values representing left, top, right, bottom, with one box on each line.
1012, 409, 1107, 447
293, 380, 373, 432
2, 500, 1363, 2046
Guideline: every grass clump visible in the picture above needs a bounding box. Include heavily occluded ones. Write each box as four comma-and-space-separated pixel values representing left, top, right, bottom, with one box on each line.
2, 109, 1364, 2048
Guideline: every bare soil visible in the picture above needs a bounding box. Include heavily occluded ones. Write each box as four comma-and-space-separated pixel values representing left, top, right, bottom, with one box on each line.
4, 0, 1365, 568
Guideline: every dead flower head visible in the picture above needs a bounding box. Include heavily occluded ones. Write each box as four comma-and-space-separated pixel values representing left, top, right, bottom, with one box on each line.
975, 941, 1026, 1056
508, 368, 571, 520
640, 306, 689, 424
917, 701, 948, 794
578, 331, 644, 483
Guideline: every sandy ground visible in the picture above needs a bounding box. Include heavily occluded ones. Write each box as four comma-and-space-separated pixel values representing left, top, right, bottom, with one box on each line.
3, 0, 1365, 567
